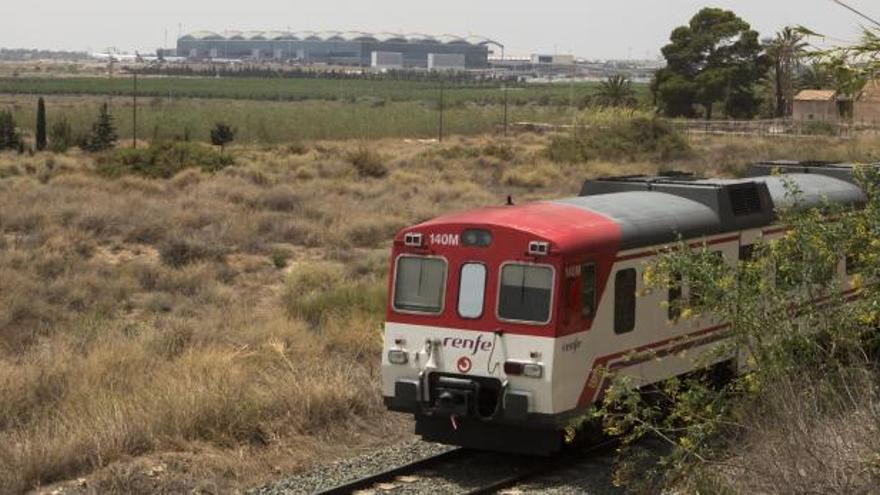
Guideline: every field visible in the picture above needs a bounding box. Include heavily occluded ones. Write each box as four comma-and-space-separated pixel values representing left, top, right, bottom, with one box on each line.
0, 76, 649, 106
1, 94, 581, 143
0, 73, 653, 144
1, 121, 878, 493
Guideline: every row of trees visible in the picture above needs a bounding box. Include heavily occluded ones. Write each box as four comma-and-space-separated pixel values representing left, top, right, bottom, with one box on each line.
0, 98, 237, 154
0, 99, 75, 153
651, 7, 860, 119
0, 100, 116, 153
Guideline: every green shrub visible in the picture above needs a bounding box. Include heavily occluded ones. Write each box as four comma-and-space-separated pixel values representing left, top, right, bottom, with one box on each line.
96, 141, 234, 179
801, 120, 836, 136
269, 248, 292, 269
48, 117, 73, 152
282, 263, 385, 327
546, 117, 690, 163
348, 146, 387, 178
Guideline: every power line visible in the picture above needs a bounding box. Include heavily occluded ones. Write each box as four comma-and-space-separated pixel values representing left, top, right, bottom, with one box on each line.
829, 0, 880, 29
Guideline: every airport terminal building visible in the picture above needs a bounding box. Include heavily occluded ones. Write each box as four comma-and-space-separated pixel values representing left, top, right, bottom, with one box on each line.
177, 31, 499, 69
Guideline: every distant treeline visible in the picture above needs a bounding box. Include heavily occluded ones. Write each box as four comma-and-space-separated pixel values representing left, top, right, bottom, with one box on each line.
130, 65, 520, 84
0, 48, 88, 61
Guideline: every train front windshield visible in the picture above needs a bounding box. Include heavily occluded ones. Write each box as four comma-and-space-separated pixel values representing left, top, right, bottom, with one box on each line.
392, 256, 447, 314
497, 264, 553, 324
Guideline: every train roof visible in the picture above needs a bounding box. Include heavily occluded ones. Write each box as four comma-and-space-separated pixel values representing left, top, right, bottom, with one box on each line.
405, 161, 872, 255
412, 202, 622, 254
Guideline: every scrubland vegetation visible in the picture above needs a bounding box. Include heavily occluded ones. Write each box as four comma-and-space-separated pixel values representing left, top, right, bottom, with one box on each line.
0, 95, 581, 144
1, 116, 880, 493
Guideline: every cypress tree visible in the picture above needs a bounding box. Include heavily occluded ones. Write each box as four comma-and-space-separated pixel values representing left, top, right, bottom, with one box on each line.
35, 97, 47, 151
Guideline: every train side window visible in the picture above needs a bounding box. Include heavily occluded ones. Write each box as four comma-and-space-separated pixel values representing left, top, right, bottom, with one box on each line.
458, 263, 487, 319
581, 264, 597, 319
668, 271, 683, 321
614, 268, 637, 334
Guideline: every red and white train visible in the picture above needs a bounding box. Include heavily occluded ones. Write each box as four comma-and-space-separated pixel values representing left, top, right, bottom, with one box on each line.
381, 161, 869, 454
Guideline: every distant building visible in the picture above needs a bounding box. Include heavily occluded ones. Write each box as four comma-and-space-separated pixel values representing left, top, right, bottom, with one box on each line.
428, 53, 466, 71
530, 54, 575, 66
371, 51, 403, 70
177, 30, 500, 69
854, 80, 880, 124
793, 89, 838, 123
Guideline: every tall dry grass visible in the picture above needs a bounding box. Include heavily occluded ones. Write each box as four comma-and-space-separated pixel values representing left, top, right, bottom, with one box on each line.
2, 132, 880, 492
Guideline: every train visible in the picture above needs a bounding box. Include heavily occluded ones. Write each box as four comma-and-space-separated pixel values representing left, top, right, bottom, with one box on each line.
381, 161, 870, 455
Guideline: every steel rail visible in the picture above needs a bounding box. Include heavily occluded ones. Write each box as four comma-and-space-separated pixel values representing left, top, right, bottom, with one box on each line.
460, 438, 621, 495
312, 447, 469, 495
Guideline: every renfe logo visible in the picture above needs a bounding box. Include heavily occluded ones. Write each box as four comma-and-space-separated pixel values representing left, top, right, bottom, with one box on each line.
456, 356, 472, 373
443, 335, 493, 355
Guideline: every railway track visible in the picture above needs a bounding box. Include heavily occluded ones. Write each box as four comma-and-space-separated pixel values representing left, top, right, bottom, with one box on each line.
313, 439, 619, 495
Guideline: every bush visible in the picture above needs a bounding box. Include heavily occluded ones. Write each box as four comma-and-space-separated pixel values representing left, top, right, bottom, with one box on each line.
546, 117, 690, 163
210, 122, 235, 151
596, 167, 880, 492
96, 141, 234, 179
348, 146, 387, 178
801, 120, 837, 136
48, 117, 73, 152
282, 263, 385, 327
0, 110, 22, 152
158, 238, 225, 267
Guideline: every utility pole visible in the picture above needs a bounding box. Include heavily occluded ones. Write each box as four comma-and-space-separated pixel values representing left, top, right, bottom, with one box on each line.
132, 72, 138, 148
438, 79, 445, 142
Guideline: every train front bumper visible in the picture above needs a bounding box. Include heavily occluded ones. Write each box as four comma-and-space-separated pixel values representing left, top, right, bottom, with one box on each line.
384, 376, 531, 422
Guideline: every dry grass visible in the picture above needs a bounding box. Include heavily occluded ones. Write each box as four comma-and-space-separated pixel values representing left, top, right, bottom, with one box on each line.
703, 369, 880, 494
2, 131, 880, 493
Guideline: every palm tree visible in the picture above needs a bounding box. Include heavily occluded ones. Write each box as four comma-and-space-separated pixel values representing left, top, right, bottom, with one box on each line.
597, 75, 636, 107
767, 27, 808, 117
798, 62, 833, 90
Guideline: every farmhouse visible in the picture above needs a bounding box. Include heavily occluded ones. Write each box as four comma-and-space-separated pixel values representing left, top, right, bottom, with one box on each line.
792, 89, 838, 123
854, 80, 880, 124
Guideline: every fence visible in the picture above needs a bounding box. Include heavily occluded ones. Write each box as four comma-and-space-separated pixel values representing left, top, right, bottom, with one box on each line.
512, 118, 880, 139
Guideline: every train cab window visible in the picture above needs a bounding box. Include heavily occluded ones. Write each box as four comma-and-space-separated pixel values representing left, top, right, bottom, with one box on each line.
581, 264, 597, 319
614, 268, 637, 334
393, 256, 447, 314
458, 263, 487, 319
498, 264, 553, 324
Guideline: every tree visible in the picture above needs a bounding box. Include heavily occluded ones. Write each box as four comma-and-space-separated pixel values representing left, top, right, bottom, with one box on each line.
798, 26, 879, 98
766, 27, 807, 117
596, 75, 637, 107
81, 102, 117, 152
35, 97, 47, 151
798, 62, 833, 90
49, 116, 73, 152
210, 122, 235, 152
653, 8, 770, 119
0, 110, 21, 152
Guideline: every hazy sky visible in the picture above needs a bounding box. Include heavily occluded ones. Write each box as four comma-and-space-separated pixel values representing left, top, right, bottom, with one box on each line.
1, 1, 875, 59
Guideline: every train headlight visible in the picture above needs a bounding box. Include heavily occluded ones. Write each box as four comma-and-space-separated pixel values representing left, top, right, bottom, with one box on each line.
388, 349, 408, 365
503, 361, 543, 378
